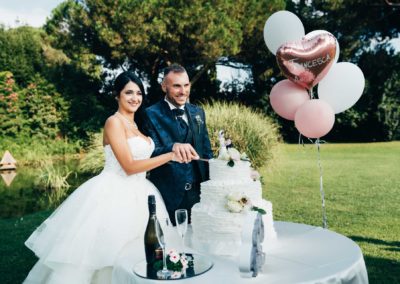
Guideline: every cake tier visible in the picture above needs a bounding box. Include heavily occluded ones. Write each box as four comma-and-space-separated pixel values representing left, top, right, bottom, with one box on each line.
208, 159, 252, 181
200, 179, 262, 209
191, 200, 276, 257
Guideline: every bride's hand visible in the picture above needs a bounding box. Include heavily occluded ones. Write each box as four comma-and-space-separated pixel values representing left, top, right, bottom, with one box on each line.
171, 152, 184, 163
172, 143, 199, 163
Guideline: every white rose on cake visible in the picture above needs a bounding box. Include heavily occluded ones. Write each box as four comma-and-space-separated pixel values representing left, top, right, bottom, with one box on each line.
226, 193, 252, 213
226, 200, 244, 213
225, 192, 267, 215
227, 192, 245, 201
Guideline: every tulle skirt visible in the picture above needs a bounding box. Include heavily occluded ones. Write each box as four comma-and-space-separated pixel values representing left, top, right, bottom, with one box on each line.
24, 170, 168, 284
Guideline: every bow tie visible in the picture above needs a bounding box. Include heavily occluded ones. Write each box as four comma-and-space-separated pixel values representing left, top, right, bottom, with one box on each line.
172, 108, 185, 117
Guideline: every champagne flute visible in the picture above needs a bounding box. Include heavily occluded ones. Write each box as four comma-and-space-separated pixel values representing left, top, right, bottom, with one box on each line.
155, 220, 171, 279
175, 209, 188, 258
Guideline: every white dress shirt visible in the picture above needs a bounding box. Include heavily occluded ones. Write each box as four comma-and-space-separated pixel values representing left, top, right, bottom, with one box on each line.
164, 97, 189, 124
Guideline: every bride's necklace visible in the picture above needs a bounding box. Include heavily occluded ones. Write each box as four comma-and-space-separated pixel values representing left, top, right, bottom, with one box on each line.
116, 112, 138, 129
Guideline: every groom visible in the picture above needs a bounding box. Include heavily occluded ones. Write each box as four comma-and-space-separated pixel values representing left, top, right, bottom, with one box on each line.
143, 64, 213, 224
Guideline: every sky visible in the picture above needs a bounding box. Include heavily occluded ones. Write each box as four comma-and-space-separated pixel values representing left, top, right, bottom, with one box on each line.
0, 0, 64, 27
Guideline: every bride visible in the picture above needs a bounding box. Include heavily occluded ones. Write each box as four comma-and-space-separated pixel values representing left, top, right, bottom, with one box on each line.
24, 71, 195, 284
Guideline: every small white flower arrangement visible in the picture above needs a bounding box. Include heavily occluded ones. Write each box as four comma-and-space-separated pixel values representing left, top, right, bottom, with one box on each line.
153, 249, 193, 279
225, 192, 266, 215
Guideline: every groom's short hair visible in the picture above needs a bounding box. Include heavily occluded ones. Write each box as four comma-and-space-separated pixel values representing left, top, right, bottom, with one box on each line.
163, 64, 187, 78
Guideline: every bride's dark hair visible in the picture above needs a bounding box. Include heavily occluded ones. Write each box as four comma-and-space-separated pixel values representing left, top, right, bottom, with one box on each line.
113, 71, 148, 131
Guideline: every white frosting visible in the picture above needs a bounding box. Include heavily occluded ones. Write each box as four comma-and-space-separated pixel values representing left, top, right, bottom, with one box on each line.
200, 179, 262, 209
208, 159, 252, 181
191, 158, 277, 257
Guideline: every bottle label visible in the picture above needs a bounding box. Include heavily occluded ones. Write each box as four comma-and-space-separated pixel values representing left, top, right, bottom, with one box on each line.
155, 247, 163, 260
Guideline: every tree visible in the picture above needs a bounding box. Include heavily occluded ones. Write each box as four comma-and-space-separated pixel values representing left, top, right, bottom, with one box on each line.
41, 0, 399, 141
0, 24, 107, 138
0, 71, 23, 137
0, 26, 46, 85
44, 0, 285, 102
0, 71, 69, 139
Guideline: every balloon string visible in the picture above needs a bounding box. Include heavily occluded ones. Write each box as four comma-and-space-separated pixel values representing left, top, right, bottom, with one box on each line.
316, 138, 328, 229
298, 133, 303, 146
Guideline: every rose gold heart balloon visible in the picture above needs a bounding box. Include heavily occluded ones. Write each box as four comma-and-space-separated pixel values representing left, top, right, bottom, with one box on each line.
276, 33, 337, 89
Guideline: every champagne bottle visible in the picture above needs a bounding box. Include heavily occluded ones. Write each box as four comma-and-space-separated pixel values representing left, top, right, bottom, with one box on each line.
144, 195, 163, 267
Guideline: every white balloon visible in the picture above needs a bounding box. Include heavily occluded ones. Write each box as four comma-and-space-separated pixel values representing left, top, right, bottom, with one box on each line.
304, 30, 340, 64
263, 10, 305, 55
318, 62, 365, 114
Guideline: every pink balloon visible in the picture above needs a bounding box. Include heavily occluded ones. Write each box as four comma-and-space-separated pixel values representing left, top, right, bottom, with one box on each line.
294, 100, 335, 138
270, 80, 310, 120
276, 33, 337, 89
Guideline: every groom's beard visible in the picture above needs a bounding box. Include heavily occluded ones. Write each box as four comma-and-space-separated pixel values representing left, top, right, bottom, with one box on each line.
165, 90, 189, 107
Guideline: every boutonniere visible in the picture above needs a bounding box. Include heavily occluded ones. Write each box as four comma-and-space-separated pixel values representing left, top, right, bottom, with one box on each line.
194, 114, 204, 134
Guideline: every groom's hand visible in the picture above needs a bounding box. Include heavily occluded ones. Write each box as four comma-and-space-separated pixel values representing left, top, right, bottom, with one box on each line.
172, 143, 199, 163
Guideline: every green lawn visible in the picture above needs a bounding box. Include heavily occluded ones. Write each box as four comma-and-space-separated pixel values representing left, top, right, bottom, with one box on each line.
1, 142, 399, 283
262, 142, 400, 283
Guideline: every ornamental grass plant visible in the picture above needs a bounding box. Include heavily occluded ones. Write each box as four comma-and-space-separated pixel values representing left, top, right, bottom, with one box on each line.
78, 132, 104, 174
203, 101, 281, 169
35, 162, 73, 208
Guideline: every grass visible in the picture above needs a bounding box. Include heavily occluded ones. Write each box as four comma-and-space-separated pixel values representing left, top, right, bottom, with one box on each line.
0, 142, 398, 283
262, 142, 400, 283
0, 137, 81, 166
0, 211, 51, 284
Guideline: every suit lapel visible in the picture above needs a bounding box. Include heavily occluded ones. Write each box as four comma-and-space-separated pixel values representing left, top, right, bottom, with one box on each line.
157, 101, 182, 142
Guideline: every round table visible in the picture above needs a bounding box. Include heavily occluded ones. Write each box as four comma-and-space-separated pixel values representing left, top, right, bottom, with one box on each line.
112, 221, 369, 284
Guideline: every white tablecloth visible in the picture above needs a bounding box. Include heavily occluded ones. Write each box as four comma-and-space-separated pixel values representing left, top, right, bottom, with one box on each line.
112, 221, 368, 284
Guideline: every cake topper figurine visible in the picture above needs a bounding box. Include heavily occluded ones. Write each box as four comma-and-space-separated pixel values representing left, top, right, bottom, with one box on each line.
218, 130, 229, 159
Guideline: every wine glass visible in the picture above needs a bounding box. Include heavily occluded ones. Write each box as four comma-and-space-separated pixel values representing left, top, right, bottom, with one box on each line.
155, 219, 171, 279
175, 209, 188, 258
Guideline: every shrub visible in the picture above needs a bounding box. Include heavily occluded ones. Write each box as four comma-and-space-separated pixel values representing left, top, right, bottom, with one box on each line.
0, 71, 69, 140
203, 101, 281, 169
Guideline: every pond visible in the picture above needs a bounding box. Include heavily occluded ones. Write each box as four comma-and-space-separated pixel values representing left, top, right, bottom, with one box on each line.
0, 159, 95, 218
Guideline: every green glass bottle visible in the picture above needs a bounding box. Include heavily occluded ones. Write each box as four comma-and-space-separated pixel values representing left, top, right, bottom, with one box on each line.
144, 195, 163, 269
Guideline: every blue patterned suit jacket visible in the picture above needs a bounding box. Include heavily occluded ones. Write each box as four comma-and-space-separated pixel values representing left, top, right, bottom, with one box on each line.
142, 100, 213, 211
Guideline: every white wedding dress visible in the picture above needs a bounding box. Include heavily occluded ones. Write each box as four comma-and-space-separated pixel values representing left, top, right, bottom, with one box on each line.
24, 136, 169, 284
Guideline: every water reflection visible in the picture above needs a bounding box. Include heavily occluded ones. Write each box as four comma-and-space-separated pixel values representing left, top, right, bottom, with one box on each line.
0, 170, 17, 186
0, 159, 93, 218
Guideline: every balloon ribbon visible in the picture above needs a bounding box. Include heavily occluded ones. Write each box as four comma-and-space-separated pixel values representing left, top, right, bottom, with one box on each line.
316, 138, 328, 229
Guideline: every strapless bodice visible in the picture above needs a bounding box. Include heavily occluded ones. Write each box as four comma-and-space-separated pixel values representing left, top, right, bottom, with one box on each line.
102, 136, 154, 178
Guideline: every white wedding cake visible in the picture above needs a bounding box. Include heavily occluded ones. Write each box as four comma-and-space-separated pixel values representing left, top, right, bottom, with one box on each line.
191, 132, 277, 257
